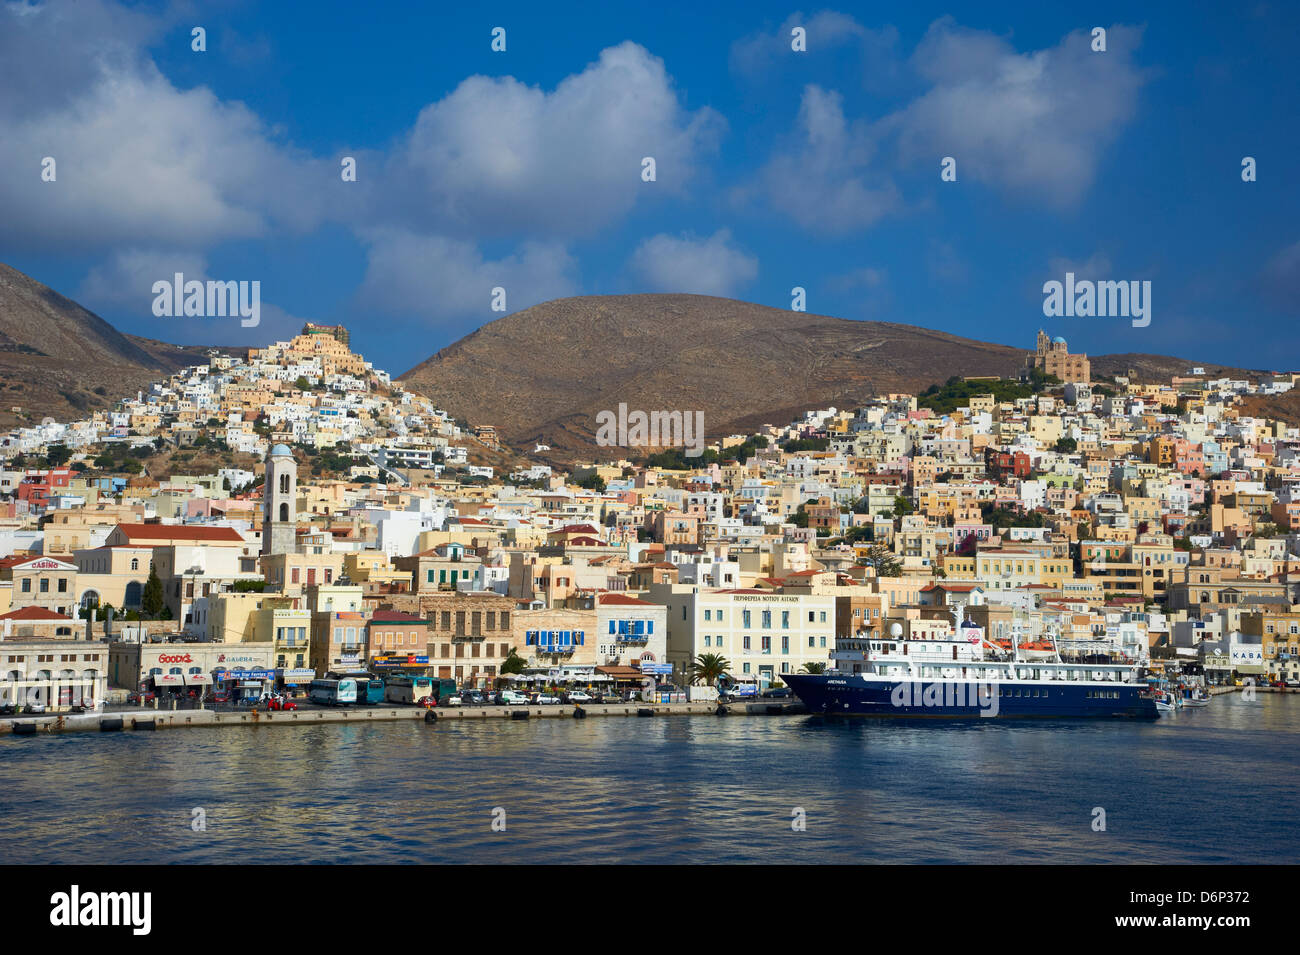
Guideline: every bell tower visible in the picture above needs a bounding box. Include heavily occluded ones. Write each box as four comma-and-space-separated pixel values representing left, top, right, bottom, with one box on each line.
262, 444, 298, 556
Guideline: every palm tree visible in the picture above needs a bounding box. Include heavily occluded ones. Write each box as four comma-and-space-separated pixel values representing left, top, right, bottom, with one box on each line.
691, 653, 731, 686
799, 662, 826, 674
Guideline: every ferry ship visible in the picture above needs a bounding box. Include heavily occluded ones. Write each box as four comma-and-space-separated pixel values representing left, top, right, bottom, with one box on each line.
782, 604, 1159, 720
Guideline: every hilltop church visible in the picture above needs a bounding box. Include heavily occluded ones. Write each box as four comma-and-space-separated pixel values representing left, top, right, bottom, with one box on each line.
1028, 330, 1090, 384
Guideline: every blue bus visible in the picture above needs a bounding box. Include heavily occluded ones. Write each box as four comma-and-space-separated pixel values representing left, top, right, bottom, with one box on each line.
308, 678, 357, 706
357, 678, 385, 705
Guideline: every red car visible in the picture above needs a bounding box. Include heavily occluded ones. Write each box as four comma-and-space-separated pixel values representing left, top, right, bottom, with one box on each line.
267, 695, 298, 711
127, 691, 156, 705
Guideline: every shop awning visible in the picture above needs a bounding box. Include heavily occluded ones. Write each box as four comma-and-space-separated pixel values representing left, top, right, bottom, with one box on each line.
595, 666, 644, 681
153, 674, 183, 686
183, 673, 212, 685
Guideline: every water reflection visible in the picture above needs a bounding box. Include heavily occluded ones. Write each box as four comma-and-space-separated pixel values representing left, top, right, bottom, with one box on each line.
2, 697, 1297, 864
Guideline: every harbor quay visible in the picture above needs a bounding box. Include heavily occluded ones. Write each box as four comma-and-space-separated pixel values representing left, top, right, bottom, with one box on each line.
0, 699, 806, 736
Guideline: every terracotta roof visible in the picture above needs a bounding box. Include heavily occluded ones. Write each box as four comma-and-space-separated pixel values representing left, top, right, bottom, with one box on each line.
557, 524, 600, 534
114, 523, 245, 543
597, 593, 654, 606
0, 606, 75, 621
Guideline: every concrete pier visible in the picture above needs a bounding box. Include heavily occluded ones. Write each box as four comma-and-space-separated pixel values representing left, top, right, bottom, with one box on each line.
0, 700, 807, 736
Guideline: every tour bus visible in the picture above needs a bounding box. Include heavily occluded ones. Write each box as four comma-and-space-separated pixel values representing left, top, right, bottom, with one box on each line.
433, 677, 458, 703
357, 677, 385, 705
384, 675, 434, 705
308, 677, 358, 706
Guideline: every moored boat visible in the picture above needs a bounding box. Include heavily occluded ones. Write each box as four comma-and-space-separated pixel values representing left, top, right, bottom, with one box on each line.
783, 603, 1159, 721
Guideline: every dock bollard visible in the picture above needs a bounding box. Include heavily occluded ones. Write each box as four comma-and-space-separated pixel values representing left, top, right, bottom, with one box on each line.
715, 704, 728, 716
424, 710, 438, 722
636, 708, 654, 717
572, 706, 587, 719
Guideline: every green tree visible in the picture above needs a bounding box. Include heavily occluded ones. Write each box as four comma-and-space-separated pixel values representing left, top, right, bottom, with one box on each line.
1053, 437, 1078, 453
892, 494, 914, 518
141, 566, 164, 618
800, 662, 827, 674
500, 649, 527, 675
858, 542, 902, 577
690, 652, 731, 686
295, 376, 310, 391
46, 444, 72, 467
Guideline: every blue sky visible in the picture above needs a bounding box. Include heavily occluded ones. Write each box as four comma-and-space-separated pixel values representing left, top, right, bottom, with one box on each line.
1, 0, 1297, 375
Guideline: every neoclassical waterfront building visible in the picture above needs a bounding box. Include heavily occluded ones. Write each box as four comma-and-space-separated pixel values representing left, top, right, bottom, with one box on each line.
1, 639, 106, 709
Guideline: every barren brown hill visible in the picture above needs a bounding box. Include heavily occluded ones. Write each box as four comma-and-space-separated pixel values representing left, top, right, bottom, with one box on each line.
0, 264, 235, 429
399, 294, 1265, 461
1090, 353, 1260, 383
399, 294, 1034, 459
1238, 390, 1300, 428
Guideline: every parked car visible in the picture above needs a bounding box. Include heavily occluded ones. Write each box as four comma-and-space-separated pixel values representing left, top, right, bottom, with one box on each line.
496, 690, 529, 705
461, 690, 485, 706
266, 695, 297, 711
760, 687, 792, 699
443, 694, 463, 707
23, 702, 46, 714
126, 691, 156, 705
531, 692, 561, 705
564, 690, 593, 704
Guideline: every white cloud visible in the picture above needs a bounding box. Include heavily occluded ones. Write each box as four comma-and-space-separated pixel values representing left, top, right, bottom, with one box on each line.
730, 11, 900, 88
0, 1, 332, 250
628, 229, 758, 296
388, 42, 724, 239
744, 85, 901, 235
1047, 252, 1114, 281
79, 249, 211, 310
890, 19, 1148, 206
829, 266, 886, 292
357, 229, 579, 323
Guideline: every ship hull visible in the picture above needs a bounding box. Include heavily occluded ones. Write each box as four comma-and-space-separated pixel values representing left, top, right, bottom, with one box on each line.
782, 673, 1159, 720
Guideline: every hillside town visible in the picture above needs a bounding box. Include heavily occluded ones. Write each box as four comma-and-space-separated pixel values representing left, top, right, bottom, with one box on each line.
1, 323, 1298, 711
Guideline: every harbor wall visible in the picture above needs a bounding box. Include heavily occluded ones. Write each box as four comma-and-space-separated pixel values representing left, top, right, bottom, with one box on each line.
0, 700, 804, 736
